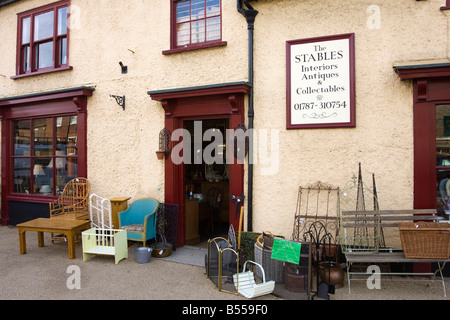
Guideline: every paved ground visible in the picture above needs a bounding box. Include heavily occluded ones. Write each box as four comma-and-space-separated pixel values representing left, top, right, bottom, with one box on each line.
1, 224, 449, 302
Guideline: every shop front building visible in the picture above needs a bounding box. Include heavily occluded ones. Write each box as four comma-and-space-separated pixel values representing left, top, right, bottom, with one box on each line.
1, 0, 450, 249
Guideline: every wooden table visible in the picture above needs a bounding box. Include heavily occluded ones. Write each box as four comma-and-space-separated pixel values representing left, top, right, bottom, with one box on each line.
17, 218, 91, 259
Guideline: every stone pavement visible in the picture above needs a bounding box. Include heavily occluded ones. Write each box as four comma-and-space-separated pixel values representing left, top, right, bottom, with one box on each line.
1, 224, 449, 302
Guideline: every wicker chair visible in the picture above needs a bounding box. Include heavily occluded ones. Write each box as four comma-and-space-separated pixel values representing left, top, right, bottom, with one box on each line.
49, 177, 90, 243
49, 177, 90, 220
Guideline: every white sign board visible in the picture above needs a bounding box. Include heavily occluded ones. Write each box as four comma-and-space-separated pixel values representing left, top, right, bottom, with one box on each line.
287, 33, 355, 129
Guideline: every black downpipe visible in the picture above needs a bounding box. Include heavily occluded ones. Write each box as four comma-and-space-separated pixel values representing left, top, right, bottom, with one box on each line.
237, 0, 258, 231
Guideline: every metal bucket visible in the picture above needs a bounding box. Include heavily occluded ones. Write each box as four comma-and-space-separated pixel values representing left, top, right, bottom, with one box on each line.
134, 247, 153, 264
284, 262, 308, 292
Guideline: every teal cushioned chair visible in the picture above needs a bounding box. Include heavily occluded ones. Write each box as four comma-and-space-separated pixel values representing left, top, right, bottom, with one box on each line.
119, 198, 159, 246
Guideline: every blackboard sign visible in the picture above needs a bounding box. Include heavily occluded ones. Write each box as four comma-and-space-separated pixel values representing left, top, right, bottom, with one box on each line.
286, 33, 356, 129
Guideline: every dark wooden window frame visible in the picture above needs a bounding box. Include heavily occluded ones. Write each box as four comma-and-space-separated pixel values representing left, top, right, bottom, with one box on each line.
12, 0, 72, 79
0, 86, 94, 225
162, 0, 226, 55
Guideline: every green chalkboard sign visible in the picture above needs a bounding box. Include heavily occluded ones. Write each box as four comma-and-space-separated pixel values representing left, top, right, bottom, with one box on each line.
270, 238, 302, 264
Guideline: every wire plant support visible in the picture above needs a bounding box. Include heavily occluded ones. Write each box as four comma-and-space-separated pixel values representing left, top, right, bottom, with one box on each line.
337, 163, 382, 254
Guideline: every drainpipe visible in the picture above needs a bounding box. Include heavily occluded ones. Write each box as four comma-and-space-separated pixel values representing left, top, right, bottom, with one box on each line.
237, 0, 258, 231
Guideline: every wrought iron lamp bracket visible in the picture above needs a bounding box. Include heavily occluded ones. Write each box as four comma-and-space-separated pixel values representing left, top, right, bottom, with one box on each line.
110, 95, 125, 111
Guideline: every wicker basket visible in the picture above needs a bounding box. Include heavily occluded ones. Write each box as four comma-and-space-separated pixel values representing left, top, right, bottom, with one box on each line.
399, 222, 450, 259
254, 241, 284, 284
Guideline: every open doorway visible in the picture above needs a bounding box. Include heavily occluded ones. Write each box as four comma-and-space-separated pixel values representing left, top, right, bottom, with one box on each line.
183, 118, 230, 245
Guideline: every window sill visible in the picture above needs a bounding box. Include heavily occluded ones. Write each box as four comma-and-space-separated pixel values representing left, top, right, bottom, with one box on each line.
11, 65, 73, 80
7, 193, 57, 203
162, 41, 227, 55
441, 6, 450, 10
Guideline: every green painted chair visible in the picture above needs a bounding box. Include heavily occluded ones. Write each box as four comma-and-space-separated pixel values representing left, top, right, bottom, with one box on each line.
119, 198, 159, 246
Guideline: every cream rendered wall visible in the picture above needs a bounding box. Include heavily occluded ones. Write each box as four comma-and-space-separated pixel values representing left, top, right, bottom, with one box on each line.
249, 0, 449, 245
0, 0, 449, 247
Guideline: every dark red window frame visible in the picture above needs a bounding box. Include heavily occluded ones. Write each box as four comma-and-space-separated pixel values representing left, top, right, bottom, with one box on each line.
12, 0, 72, 79
441, 0, 450, 10
163, 0, 226, 55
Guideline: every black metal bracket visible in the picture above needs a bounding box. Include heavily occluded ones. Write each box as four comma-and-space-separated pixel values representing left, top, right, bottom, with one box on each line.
110, 94, 125, 111
119, 61, 128, 74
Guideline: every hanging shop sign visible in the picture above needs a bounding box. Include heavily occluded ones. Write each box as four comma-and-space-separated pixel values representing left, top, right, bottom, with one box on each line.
286, 33, 355, 129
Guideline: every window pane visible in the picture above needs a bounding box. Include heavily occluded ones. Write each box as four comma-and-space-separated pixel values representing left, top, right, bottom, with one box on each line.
14, 120, 31, 156
33, 158, 52, 195
436, 104, 450, 215
191, 19, 205, 43
33, 118, 53, 156
177, 22, 191, 46
14, 158, 30, 194
206, 0, 220, 17
177, 0, 190, 23
60, 37, 67, 65
57, 7, 68, 35
191, 0, 205, 20
23, 45, 30, 72
206, 17, 220, 41
34, 11, 54, 41
65, 157, 78, 181
22, 17, 31, 44
436, 104, 450, 166
37, 41, 53, 69
56, 115, 77, 153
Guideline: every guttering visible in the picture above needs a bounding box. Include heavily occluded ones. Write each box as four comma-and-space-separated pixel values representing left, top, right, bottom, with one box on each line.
237, 0, 258, 231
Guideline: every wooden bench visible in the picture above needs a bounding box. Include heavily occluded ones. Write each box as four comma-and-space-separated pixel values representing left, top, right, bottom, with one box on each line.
340, 209, 449, 297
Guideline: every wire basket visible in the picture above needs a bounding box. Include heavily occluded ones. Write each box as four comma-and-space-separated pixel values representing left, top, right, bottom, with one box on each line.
399, 222, 450, 259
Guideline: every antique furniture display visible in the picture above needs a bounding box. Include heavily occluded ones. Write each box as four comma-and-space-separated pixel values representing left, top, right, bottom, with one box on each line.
82, 228, 128, 264
17, 218, 91, 259
49, 177, 90, 220
233, 260, 275, 299
119, 198, 159, 246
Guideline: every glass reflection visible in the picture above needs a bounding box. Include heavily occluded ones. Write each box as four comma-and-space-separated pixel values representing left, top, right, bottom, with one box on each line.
14, 120, 30, 156
58, 7, 68, 35
14, 158, 30, 194
33, 118, 53, 156
34, 11, 54, 41
37, 41, 53, 69
436, 104, 450, 217
22, 17, 30, 44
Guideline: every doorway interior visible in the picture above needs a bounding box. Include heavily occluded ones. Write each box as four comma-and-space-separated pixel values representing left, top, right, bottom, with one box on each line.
183, 118, 230, 245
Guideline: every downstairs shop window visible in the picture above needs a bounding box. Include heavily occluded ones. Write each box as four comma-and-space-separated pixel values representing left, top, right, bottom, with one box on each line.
12, 115, 78, 196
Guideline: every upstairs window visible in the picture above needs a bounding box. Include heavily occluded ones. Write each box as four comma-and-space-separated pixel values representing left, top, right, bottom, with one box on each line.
14, 0, 71, 78
164, 0, 225, 54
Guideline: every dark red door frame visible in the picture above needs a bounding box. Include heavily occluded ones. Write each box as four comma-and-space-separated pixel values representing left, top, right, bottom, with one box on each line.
395, 64, 450, 208
149, 82, 251, 247
395, 63, 450, 273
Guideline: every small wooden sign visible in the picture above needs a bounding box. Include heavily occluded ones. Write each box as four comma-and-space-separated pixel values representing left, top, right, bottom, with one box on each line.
271, 238, 302, 264
286, 33, 356, 129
